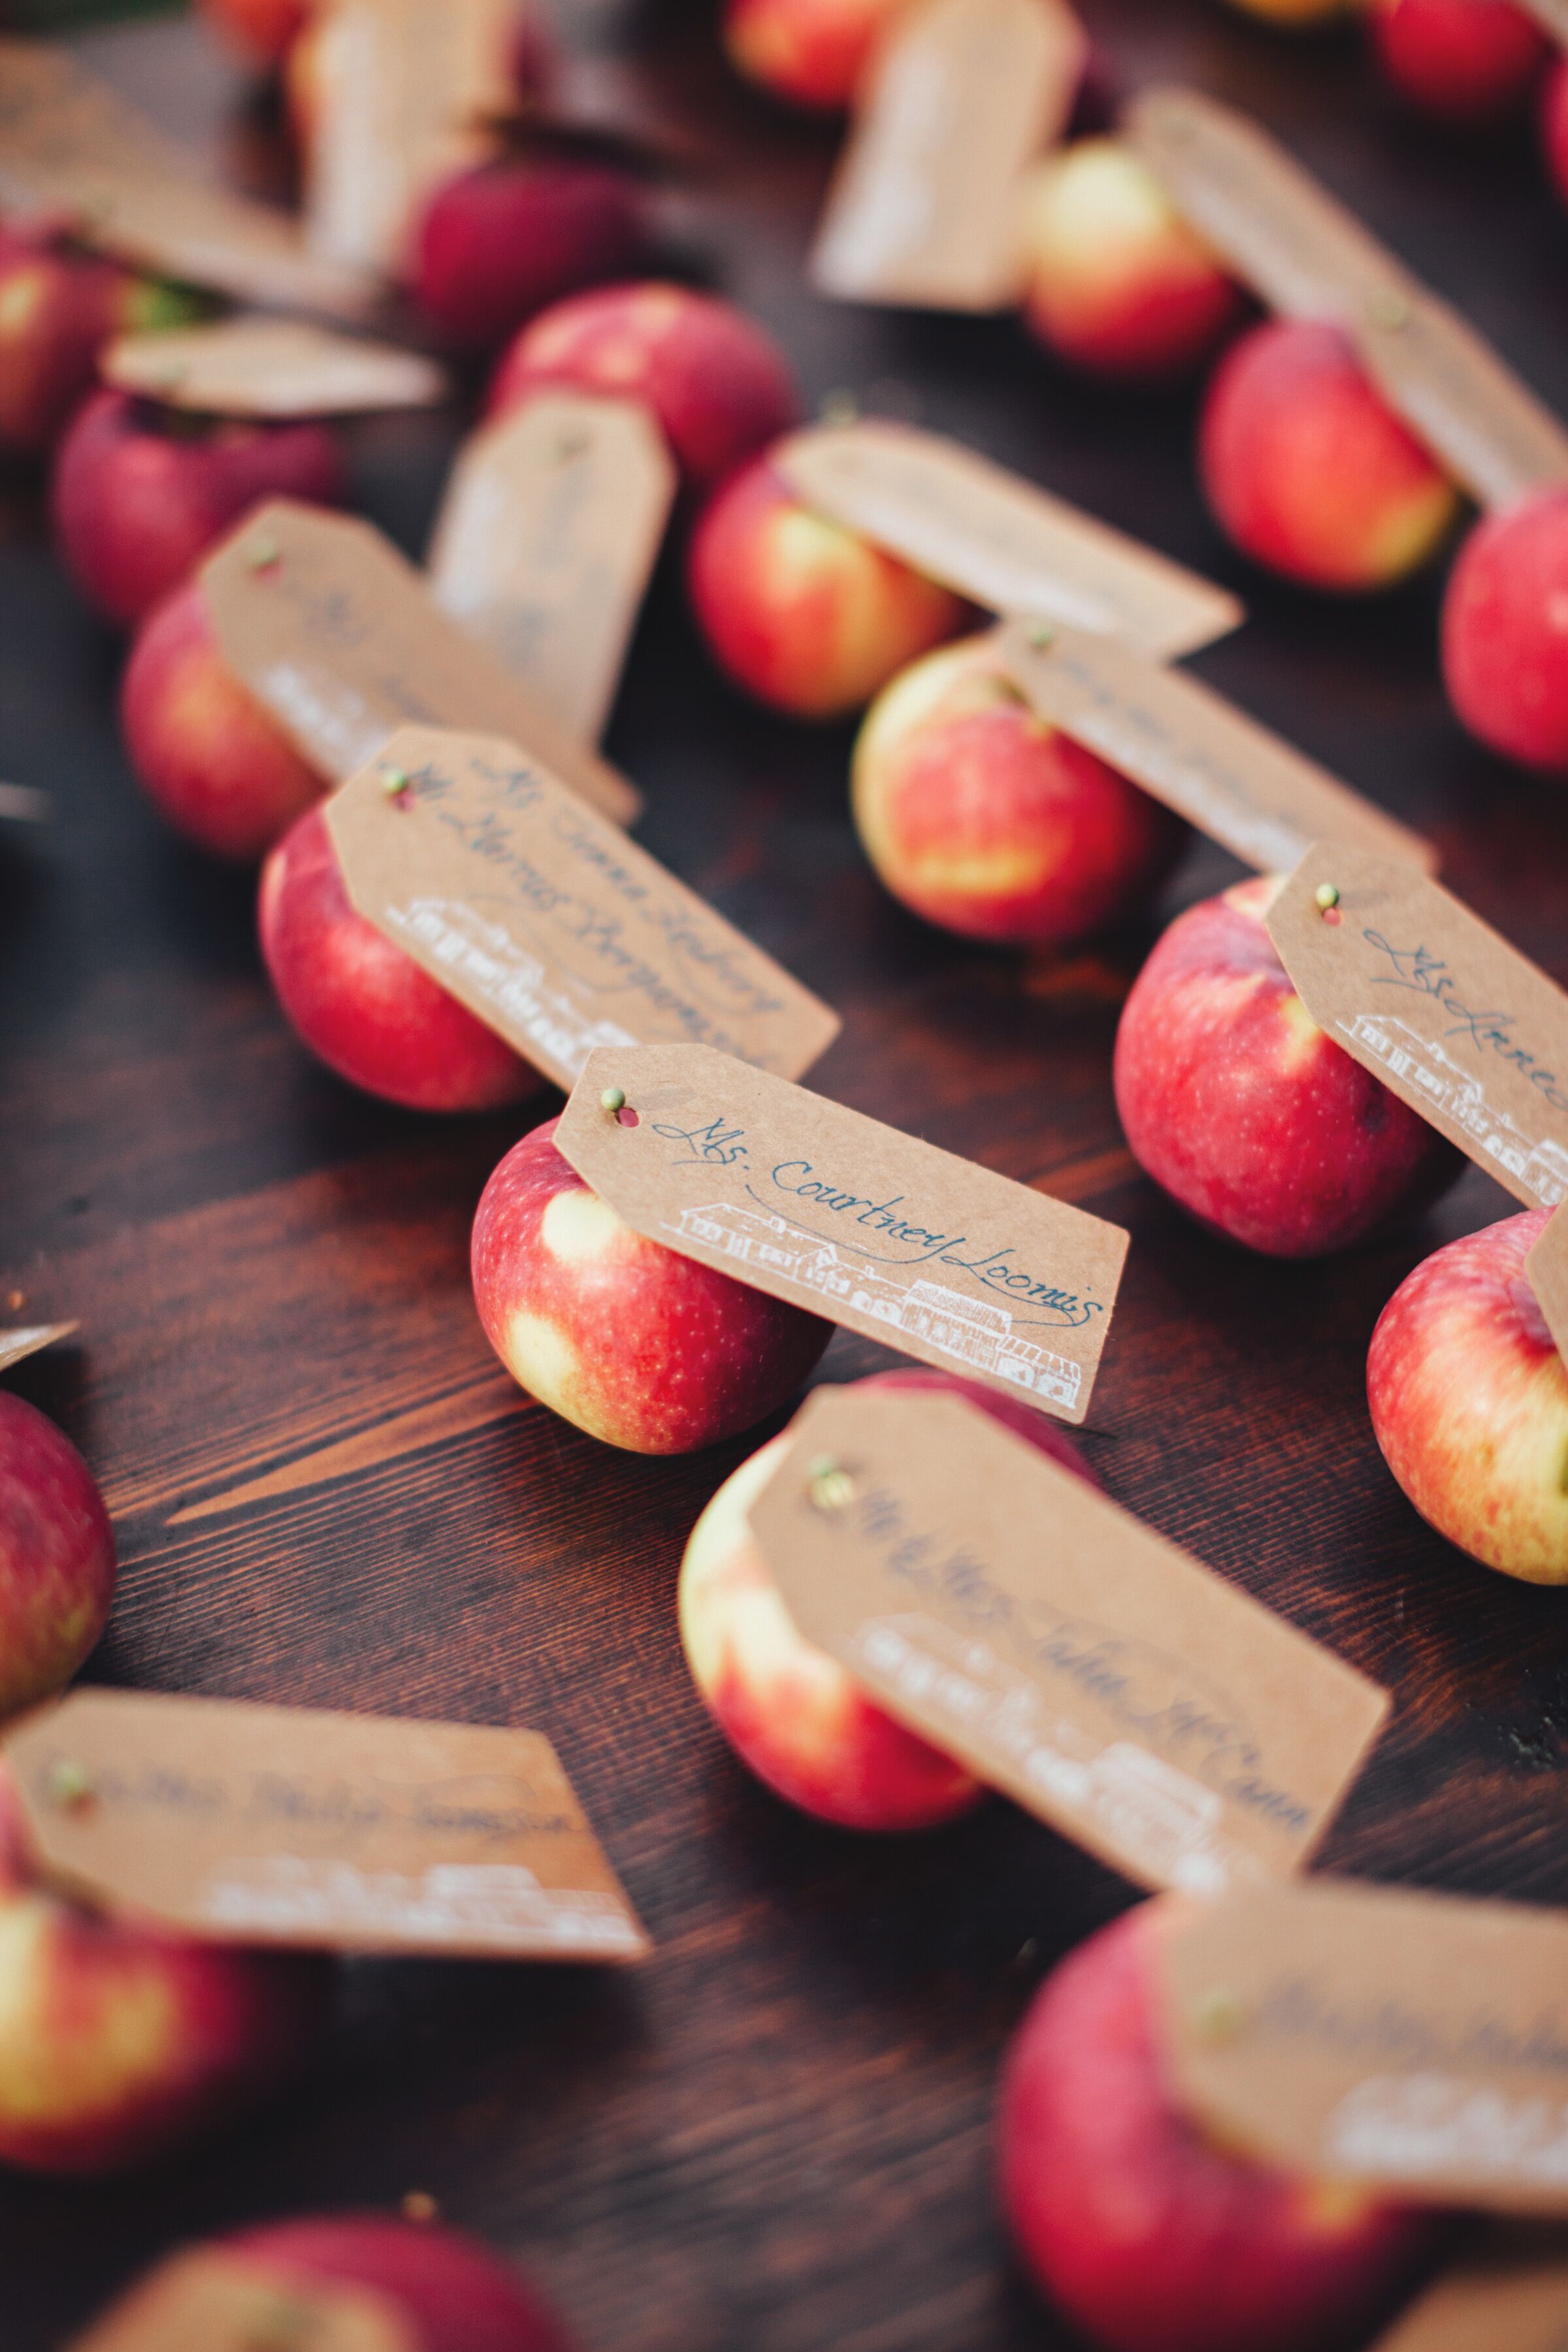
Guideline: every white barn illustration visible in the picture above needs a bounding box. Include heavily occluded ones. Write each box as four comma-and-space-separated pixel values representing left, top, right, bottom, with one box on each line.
389, 898, 636, 1077
1339, 1015, 1568, 1207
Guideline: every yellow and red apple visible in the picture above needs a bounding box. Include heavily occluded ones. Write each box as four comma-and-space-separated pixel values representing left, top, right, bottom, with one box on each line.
0, 229, 201, 461
0, 1394, 115, 1723
723, 0, 909, 110
1368, 0, 1548, 125
1441, 484, 1568, 773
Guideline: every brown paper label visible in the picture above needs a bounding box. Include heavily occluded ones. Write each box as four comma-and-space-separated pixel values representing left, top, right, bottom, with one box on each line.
304, 0, 515, 276
428, 394, 676, 747
200, 502, 640, 828
69, 2249, 415, 2352
775, 422, 1241, 661
748, 1388, 1388, 1887
1159, 1879, 1568, 2217
812, 0, 1087, 311
324, 728, 840, 1088
6, 1689, 649, 1961
1526, 1206, 1568, 1365
554, 1042, 1127, 1425
1266, 845, 1568, 1212
1520, 0, 1568, 45
1126, 88, 1568, 510
0, 1322, 78, 1373
104, 319, 449, 419
0, 41, 374, 318
997, 619, 1434, 876
1371, 2251, 1568, 2352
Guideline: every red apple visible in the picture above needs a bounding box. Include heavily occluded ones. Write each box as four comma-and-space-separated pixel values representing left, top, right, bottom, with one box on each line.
0, 1394, 115, 1722
0, 227, 201, 460
688, 451, 966, 718
259, 804, 542, 1114
0, 1761, 331, 2176
1441, 485, 1568, 773
489, 281, 800, 495
851, 630, 1186, 947
1198, 319, 1460, 592
679, 1366, 1098, 1832
52, 389, 346, 630
1219, 0, 1352, 22
1368, 1207, 1568, 1584
723, 0, 909, 110
1367, 0, 1548, 125
1019, 139, 1242, 382
121, 578, 324, 862
1113, 875, 1460, 1258
412, 159, 649, 354
471, 1115, 833, 1453
1543, 55, 1568, 208
197, 0, 313, 67
998, 1903, 1438, 2352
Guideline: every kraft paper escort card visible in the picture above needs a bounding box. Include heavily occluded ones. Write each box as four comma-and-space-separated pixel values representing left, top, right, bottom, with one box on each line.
1526, 1205, 1568, 1363
1370, 2244, 1568, 2352
70, 2249, 414, 2352
1266, 846, 1568, 1213
324, 729, 840, 1089
6, 1690, 649, 1963
1158, 1879, 1568, 2217
775, 422, 1242, 660
1520, 0, 1568, 43
200, 502, 639, 827
105, 318, 449, 418
812, 0, 1087, 310
747, 1388, 1390, 1891
555, 1043, 1128, 1425
1126, 88, 1568, 512
0, 40, 374, 319
0, 1322, 78, 1374
996, 619, 1435, 876
429, 394, 677, 745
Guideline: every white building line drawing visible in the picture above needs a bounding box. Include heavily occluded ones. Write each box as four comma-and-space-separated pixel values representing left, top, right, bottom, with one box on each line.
388, 898, 636, 1078
668, 1203, 1083, 1407
1341, 1015, 1568, 1208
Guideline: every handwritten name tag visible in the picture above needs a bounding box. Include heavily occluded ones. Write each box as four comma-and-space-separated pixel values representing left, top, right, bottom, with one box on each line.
556, 1042, 1129, 1424
105, 318, 449, 419
0, 1322, 77, 1375
7, 1690, 649, 1963
199, 501, 639, 828
1370, 2245, 1568, 2352
996, 619, 1433, 875
747, 1388, 1389, 1889
325, 728, 839, 1088
1127, 88, 1568, 511
1159, 1880, 1568, 2216
775, 421, 1241, 659
1526, 1207, 1568, 1363
1267, 846, 1568, 1213
71, 2249, 414, 2352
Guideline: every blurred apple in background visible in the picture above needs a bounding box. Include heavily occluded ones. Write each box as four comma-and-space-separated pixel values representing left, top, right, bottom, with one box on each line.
722, 0, 909, 110
1367, 0, 1548, 126
412, 159, 650, 353
1368, 1207, 1568, 1584
0, 1393, 114, 1723
52, 391, 346, 629
1543, 56, 1568, 208
688, 451, 966, 717
489, 282, 800, 495
1217, 0, 1353, 24
1114, 876, 1461, 1257
852, 630, 1186, 947
472, 1117, 833, 1454
1019, 140, 1242, 382
197, 0, 314, 68
0, 1763, 332, 2176
1198, 319, 1460, 591
998, 1903, 1440, 2352
122, 579, 325, 862
0, 229, 203, 462
259, 805, 543, 1113
1441, 484, 1568, 772
679, 1366, 1098, 1832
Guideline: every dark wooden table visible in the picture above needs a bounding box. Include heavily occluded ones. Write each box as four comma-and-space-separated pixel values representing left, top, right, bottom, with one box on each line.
5, 3, 1568, 2344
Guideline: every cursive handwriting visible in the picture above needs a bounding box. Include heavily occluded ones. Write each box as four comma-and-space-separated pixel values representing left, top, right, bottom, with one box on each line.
1365, 931, 1568, 1115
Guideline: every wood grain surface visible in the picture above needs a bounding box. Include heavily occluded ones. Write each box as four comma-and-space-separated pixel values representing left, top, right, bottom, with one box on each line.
5, 2, 1568, 2345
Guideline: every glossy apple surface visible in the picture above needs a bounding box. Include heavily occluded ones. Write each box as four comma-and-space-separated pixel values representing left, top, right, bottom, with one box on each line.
852, 631, 1186, 947
413, 161, 649, 353
259, 805, 540, 1114
0, 1392, 115, 1722
679, 1366, 1098, 1831
1198, 319, 1459, 592
688, 453, 966, 718
1368, 1207, 1568, 1584
0, 1763, 331, 2176
489, 282, 799, 494
121, 579, 324, 861
1368, 0, 1547, 124
723, 0, 907, 108
1441, 485, 1568, 772
52, 389, 346, 629
1113, 876, 1460, 1257
1019, 139, 1241, 381
0, 230, 201, 459
998, 1903, 1438, 2352
471, 1116, 833, 1453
